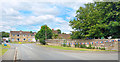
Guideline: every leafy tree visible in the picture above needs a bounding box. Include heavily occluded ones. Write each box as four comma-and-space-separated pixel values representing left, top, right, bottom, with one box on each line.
62, 32, 66, 34
52, 34, 58, 39
56, 29, 61, 34
30, 31, 33, 33
35, 25, 52, 45
69, 2, 120, 39
1, 31, 9, 38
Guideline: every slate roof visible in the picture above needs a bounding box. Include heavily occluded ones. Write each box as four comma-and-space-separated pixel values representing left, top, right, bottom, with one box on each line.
10, 31, 36, 35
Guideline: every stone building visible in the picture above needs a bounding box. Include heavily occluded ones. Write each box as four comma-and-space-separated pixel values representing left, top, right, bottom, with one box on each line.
52, 29, 59, 34
9, 30, 36, 42
52, 29, 71, 39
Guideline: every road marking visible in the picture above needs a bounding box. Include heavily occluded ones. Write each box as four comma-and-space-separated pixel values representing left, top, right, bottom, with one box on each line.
13, 47, 17, 62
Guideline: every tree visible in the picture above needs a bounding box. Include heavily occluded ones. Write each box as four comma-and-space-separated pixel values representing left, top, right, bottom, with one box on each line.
30, 31, 33, 33
57, 29, 61, 34
35, 25, 52, 45
52, 34, 58, 39
62, 32, 66, 34
1, 31, 9, 38
69, 2, 120, 39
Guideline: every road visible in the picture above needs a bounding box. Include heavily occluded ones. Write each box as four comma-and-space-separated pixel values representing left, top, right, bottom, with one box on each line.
2, 43, 118, 60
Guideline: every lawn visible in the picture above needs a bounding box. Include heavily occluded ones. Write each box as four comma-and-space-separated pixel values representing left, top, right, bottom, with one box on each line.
0, 44, 10, 56
37, 44, 118, 51
0, 49, 8, 56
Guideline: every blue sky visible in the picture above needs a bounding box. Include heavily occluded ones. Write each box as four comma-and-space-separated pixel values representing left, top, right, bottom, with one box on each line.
0, 0, 93, 33
19, 10, 33, 16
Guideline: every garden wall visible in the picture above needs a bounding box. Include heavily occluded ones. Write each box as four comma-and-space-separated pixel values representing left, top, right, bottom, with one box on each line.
46, 39, 119, 50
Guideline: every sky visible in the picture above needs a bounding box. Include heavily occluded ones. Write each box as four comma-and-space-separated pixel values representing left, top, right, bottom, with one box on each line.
0, 0, 93, 34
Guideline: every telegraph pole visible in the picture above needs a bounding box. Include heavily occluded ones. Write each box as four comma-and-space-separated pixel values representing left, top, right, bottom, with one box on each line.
45, 25, 47, 42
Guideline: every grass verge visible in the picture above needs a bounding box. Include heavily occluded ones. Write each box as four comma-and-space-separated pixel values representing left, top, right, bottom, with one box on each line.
37, 44, 118, 51
0, 49, 8, 56
0, 44, 10, 56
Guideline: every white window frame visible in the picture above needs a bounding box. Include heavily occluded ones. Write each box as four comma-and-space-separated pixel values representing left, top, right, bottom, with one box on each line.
12, 34, 15, 36
12, 38, 14, 41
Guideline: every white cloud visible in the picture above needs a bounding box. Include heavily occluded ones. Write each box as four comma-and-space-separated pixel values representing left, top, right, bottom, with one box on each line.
0, 25, 16, 32
0, 0, 93, 33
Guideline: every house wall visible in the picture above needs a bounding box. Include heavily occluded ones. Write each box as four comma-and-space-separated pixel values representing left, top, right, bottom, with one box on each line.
10, 33, 35, 42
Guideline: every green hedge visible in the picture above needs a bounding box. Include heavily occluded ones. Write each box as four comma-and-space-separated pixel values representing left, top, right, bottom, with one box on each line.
39, 38, 46, 45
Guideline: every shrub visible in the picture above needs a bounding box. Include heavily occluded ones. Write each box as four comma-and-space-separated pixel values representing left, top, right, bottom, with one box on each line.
75, 44, 77, 48
75, 44, 80, 48
92, 47, 95, 49
80, 45, 84, 48
96, 47, 98, 49
86, 44, 92, 49
101, 47, 105, 50
83, 44, 86, 48
89, 44, 92, 49
39, 38, 46, 45
68, 43, 71, 47
63, 43, 66, 47
86, 47, 89, 49
99, 47, 101, 49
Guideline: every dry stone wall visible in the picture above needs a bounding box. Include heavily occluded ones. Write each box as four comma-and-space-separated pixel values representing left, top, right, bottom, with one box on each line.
46, 39, 119, 50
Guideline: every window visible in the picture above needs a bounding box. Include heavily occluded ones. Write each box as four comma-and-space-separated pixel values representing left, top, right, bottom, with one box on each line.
17, 34, 20, 37
12, 38, 14, 41
28, 38, 30, 41
12, 34, 15, 36
23, 35, 26, 37
23, 38, 26, 41
17, 38, 19, 41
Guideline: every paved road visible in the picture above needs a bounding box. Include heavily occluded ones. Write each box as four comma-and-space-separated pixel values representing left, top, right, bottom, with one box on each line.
2, 43, 118, 60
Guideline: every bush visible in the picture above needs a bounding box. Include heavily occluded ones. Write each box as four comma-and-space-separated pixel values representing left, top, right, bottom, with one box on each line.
92, 47, 95, 49
86, 47, 89, 49
99, 47, 101, 49
68, 43, 71, 47
83, 44, 86, 48
80, 45, 84, 48
75, 43, 79, 48
63, 43, 66, 47
96, 47, 98, 49
101, 47, 105, 50
39, 38, 46, 45
89, 44, 92, 49
75, 44, 77, 48
86, 44, 92, 49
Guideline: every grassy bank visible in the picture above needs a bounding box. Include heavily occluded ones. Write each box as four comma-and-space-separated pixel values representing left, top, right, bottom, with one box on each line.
0, 44, 10, 56
37, 44, 117, 51
0, 49, 8, 56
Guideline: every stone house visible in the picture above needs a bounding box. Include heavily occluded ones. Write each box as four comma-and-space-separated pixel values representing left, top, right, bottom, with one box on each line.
52, 29, 71, 39
58, 34, 71, 39
10, 30, 36, 42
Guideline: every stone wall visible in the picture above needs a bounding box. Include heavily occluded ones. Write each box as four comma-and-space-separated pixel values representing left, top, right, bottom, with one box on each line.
46, 39, 119, 50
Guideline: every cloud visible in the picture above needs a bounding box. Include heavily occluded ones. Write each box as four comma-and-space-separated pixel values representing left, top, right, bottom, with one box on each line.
0, 0, 93, 33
